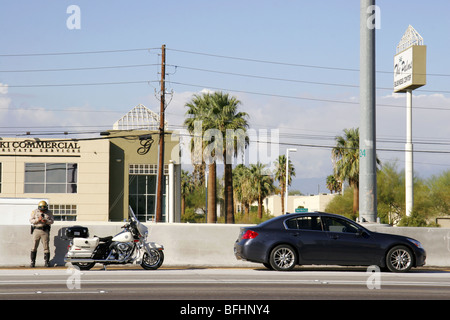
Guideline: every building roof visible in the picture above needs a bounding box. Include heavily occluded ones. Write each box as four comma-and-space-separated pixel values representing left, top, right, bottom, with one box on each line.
113, 104, 167, 130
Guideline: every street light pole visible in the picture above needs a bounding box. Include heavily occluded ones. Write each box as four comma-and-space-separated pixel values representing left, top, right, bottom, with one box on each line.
359, 0, 377, 222
285, 148, 297, 214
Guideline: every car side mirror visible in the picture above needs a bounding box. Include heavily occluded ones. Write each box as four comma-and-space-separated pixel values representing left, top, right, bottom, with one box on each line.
356, 229, 366, 237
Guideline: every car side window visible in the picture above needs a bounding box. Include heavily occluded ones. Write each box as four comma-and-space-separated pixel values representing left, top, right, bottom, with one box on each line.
323, 217, 359, 233
285, 216, 323, 231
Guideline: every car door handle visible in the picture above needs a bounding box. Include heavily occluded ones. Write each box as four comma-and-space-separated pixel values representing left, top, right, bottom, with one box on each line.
292, 233, 300, 237
331, 234, 339, 240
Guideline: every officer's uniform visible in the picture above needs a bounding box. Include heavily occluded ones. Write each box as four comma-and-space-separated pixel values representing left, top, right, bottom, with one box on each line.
29, 201, 54, 267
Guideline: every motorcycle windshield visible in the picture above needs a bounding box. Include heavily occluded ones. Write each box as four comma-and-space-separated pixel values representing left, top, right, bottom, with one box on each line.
128, 206, 148, 237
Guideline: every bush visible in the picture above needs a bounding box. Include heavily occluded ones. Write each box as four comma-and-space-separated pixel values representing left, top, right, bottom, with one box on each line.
324, 188, 356, 221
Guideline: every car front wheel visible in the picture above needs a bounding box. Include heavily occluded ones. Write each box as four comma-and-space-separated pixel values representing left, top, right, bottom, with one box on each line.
269, 245, 297, 271
386, 245, 413, 273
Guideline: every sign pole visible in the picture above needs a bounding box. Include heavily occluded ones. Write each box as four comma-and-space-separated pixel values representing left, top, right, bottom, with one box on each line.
405, 89, 413, 216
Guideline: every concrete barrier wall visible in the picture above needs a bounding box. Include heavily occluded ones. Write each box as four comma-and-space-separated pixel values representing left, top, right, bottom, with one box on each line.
1, 222, 449, 268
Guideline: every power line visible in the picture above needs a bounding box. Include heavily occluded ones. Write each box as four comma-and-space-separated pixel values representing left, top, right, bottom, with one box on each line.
0, 80, 159, 88
169, 64, 450, 95
0, 48, 160, 57
3, 45, 448, 77
169, 80, 450, 112
0, 64, 159, 73
3, 61, 450, 95
167, 47, 450, 77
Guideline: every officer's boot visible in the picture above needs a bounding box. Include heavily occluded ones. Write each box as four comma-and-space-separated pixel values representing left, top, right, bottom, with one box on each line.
30, 251, 37, 268
44, 252, 50, 267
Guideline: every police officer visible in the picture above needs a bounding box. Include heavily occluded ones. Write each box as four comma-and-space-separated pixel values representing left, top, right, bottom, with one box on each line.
29, 201, 54, 267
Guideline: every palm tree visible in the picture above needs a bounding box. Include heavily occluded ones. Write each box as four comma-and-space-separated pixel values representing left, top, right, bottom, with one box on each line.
332, 128, 360, 214
181, 170, 194, 217
326, 174, 342, 194
185, 93, 217, 223
249, 162, 275, 219
274, 155, 295, 214
212, 92, 249, 224
233, 164, 257, 218
331, 128, 380, 215
185, 91, 249, 223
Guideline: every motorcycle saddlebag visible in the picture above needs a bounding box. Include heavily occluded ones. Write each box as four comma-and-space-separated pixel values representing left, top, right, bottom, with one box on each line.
65, 226, 89, 239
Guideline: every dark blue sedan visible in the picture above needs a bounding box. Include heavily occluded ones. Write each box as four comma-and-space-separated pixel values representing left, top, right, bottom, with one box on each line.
234, 212, 426, 272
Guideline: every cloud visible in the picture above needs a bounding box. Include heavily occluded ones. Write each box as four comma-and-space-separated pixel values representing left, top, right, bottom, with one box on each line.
0, 83, 12, 118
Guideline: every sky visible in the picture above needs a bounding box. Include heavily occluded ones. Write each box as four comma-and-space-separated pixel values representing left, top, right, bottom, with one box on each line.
0, 0, 449, 195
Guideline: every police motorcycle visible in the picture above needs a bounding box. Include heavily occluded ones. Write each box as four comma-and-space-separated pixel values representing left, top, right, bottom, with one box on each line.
64, 206, 164, 270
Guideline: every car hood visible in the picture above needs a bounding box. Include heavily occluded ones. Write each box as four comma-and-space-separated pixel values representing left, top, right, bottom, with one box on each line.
370, 230, 418, 243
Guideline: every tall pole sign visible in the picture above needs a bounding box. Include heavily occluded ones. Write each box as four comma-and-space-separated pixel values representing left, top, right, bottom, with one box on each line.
393, 25, 426, 216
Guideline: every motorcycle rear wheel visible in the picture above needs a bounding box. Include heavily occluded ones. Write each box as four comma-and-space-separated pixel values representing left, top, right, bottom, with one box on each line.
141, 249, 164, 270
72, 262, 96, 270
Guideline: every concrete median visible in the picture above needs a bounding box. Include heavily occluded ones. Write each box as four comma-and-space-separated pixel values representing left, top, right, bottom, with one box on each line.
0, 222, 449, 268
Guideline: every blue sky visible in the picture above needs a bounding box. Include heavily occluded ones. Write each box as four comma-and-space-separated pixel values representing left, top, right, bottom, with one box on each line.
0, 0, 449, 195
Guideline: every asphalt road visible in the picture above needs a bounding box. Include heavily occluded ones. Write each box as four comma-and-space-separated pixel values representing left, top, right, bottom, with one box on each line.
0, 266, 449, 315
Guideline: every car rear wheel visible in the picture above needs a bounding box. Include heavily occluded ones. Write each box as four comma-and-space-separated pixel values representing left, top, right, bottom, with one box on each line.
386, 245, 413, 273
269, 245, 297, 271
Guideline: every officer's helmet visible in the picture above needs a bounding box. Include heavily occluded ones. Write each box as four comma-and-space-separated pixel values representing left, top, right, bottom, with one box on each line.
38, 201, 48, 211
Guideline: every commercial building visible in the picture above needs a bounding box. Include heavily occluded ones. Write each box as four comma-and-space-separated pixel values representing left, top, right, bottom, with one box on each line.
0, 105, 181, 223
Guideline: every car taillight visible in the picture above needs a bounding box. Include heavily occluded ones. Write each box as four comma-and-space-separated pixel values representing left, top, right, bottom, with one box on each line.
242, 230, 259, 239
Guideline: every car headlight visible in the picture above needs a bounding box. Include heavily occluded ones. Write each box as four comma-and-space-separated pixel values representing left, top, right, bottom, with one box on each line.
408, 238, 423, 249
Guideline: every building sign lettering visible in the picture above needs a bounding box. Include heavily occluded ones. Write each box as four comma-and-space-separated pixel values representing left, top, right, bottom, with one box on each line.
0, 140, 81, 154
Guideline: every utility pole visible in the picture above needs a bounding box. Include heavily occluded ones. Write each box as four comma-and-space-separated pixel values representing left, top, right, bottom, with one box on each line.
155, 44, 166, 222
359, 0, 377, 222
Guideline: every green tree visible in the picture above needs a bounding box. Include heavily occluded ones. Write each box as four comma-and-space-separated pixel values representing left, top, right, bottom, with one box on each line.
180, 170, 194, 218
210, 92, 249, 224
428, 170, 450, 216
233, 164, 257, 218
326, 174, 341, 194
249, 162, 275, 219
274, 155, 296, 214
185, 93, 217, 223
331, 128, 360, 215
331, 128, 380, 215
185, 91, 249, 224
377, 162, 404, 225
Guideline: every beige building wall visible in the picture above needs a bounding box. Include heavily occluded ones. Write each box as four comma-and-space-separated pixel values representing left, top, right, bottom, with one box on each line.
0, 138, 110, 221
265, 193, 339, 216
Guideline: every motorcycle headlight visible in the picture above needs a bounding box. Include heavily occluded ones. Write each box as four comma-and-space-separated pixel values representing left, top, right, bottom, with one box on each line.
408, 238, 423, 249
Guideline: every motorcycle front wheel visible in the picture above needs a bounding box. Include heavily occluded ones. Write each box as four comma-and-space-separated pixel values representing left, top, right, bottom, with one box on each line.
141, 249, 164, 270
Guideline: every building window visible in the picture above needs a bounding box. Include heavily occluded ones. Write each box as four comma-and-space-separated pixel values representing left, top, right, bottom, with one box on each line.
24, 163, 78, 193
128, 164, 167, 222
50, 204, 77, 221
